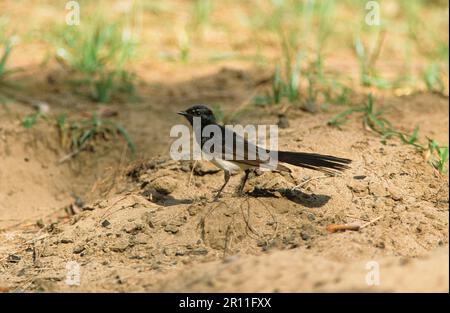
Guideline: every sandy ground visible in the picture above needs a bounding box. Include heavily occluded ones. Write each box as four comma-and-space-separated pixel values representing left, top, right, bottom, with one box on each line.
0, 0, 448, 293
0, 72, 448, 291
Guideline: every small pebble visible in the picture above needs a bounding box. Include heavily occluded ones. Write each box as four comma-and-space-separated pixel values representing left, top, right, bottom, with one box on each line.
164, 224, 179, 234
73, 245, 85, 254
7, 254, 21, 263
101, 219, 111, 228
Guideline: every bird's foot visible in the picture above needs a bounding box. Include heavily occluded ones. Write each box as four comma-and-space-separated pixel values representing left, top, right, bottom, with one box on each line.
212, 188, 225, 201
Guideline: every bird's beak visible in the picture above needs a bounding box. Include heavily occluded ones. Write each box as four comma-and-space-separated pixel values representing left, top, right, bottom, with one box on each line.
177, 111, 188, 116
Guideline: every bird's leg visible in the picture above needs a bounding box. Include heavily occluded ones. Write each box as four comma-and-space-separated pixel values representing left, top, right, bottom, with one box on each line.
236, 169, 251, 196
214, 170, 231, 200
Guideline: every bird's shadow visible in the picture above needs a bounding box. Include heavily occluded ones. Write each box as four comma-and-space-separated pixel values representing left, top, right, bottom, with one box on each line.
248, 187, 330, 208
156, 197, 193, 206
142, 186, 329, 208
141, 188, 193, 206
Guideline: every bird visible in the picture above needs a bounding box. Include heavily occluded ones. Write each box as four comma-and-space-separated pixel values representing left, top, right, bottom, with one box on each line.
177, 104, 351, 199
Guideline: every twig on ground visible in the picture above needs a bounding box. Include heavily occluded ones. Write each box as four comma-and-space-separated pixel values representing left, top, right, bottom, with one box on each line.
359, 215, 384, 229
188, 160, 198, 186
326, 215, 384, 233
58, 149, 81, 164
292, 175, 329, 190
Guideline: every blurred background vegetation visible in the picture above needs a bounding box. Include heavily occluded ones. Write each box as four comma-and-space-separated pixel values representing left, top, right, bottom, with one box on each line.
0, 0, 448, 98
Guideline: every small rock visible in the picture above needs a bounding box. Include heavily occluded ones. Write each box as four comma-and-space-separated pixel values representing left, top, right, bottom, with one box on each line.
148, 176, 178, 195
46, 223, 62, 235
164, 224, 179, 234
175, 250, 186, 256
123, 222, 144, 235
347, 181, 368, 194
131, 233, 150, 245
101, 219, 111, 228
194, 161, 220, 176
306, 213, 316, 221
187, 203, 202, 216
73, 244, 85, 254
163, 247, 174, 256
189, 247, 208, 255
173, 216, 187, 227
259, 175, 291, 190
403, 196, 416, 204
388, 186, 403, 201
110, 239, 129, 252
256, 239, 266, 247
97, 200, 108, 209
300, 232, 310, 241
151, 262, 161, 270
7, 254, 21, 263
272, 191, 283, 198
60, 237, 73, 244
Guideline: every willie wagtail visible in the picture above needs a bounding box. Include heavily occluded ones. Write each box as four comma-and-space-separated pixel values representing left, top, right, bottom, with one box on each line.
178, 105, 351, 199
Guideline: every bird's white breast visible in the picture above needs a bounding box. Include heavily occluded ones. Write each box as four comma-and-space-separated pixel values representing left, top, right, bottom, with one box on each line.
210, 158, 244, 174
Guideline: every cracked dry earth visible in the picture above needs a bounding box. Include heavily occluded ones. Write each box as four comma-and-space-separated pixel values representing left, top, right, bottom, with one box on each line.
0, 92, 448, 292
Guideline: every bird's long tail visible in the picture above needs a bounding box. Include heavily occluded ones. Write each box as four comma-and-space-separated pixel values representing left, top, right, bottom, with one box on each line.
277, 151, 351, 174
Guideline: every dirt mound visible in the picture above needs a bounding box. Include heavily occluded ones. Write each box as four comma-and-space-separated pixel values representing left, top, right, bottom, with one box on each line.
0, 93, 448, 291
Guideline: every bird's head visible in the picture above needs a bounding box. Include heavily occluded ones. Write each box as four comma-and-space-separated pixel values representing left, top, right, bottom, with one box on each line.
177, 105, 216, 125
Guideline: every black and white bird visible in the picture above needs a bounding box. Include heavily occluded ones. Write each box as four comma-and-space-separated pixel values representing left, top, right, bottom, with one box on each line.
178, 105, 351, 199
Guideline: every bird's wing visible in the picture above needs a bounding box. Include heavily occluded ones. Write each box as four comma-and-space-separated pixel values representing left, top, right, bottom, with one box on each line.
201, 125, 290, 171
